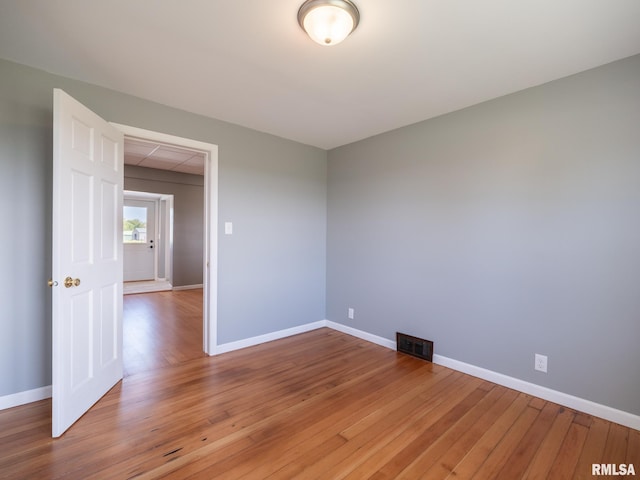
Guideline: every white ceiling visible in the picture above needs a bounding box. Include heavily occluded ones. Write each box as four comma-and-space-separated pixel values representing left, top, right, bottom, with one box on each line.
124, 138, 205, 176
0, 1, 639, 150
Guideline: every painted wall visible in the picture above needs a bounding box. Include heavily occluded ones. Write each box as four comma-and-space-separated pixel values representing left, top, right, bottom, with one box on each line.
2, 52, 639, 419
125, 165, 204, 287
0, 58, 327, 398
326, 55, 640, 416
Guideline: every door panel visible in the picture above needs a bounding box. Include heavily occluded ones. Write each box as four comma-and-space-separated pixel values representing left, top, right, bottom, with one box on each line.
100, 283, 118, 365
101, 181, 118, 260
52, 89, 123, 437
70, 290, 93, 389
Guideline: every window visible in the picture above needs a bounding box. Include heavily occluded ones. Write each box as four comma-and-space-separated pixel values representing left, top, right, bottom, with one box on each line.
123, 206, 148, 244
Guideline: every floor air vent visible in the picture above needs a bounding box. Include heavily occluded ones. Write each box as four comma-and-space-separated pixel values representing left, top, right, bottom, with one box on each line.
396, 332, 433, 362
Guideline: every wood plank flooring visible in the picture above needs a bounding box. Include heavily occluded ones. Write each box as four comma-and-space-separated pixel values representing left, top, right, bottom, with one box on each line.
123, 289, 205, 377
1, 301, 638, 478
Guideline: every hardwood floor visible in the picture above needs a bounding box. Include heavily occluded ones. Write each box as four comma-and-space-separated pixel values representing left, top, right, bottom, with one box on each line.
1, 327, 638, 478
123, 289, 206, 377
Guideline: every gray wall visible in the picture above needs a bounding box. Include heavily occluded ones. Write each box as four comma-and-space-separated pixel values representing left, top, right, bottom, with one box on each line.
326, 55, 640, 416
0, 58, 327, 397
125, 165, 204, 287
2, 52, 639, 419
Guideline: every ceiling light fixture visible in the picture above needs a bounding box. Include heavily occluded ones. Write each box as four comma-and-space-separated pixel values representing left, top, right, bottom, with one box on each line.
298, 0, 360, 46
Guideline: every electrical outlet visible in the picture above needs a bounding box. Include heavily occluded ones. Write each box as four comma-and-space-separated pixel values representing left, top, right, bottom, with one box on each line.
534, 354, 548, 373
348, 308, 354, 320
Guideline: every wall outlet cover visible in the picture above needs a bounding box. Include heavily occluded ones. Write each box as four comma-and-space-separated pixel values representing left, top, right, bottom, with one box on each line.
535, 353, 548, 373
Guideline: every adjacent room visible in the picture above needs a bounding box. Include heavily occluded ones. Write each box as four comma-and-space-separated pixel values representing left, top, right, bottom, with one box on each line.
0, 1, 639, 478
121, 138, 208, 376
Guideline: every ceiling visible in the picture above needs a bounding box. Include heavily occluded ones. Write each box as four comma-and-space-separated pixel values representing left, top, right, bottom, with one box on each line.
0, 1, 639, 150
124, 138, 205, 176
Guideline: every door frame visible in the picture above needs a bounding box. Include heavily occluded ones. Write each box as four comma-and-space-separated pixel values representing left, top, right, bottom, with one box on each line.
113, 123, 218, 355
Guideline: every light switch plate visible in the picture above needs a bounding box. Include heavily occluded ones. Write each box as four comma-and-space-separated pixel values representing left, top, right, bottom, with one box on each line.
224, 222, 233, 235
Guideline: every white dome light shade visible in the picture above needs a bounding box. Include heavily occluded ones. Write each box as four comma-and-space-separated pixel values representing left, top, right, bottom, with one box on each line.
298, 0, 360, 46
303, 6, 353, 45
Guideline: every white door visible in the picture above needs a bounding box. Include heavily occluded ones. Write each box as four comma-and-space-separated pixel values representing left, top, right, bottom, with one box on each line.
123, 198, 156, 282
52, 89, 124, 437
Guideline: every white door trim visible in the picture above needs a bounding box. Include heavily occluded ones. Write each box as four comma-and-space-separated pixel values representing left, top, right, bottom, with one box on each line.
112, 123, 219, 355
159, 194, 174, 283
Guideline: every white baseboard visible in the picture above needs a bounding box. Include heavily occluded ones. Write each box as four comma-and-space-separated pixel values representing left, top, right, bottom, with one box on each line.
172, 284, 203, 291
213, 321, 327, 355
431, 354, 640, 431
323, 321, 640, 431
325, 320, 396, 349
0, 385, 51, 411
5, 322, 638, 431
124, 280, 172, 295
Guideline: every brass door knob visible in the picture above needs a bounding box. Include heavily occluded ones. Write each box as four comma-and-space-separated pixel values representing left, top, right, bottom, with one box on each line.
64, 277, 81, 288
48, 279, 58, 287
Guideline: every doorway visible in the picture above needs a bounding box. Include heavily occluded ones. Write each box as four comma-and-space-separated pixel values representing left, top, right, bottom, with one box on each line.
123, 191, 174, 295
123, 196, 156, 282
113, 123, 218, 355
51, 90, 218, 437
